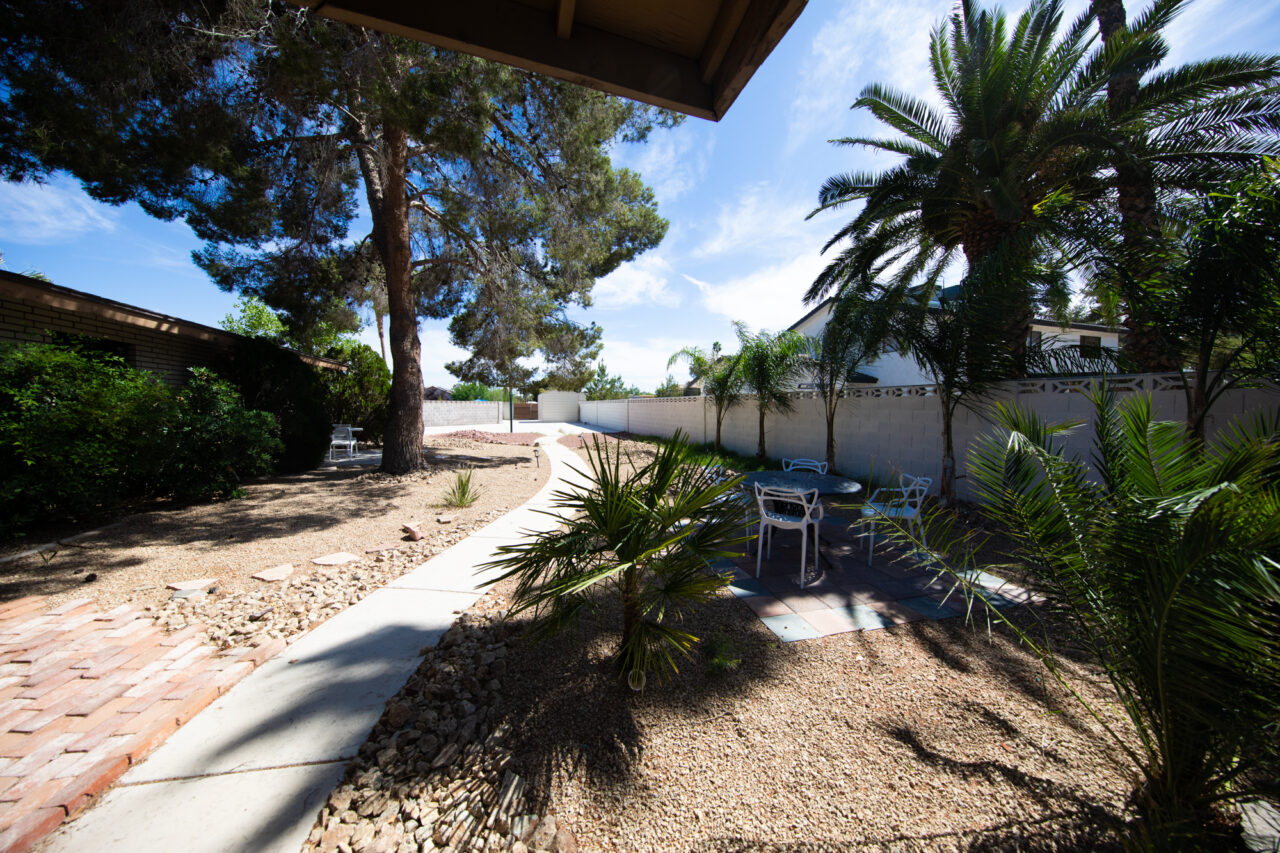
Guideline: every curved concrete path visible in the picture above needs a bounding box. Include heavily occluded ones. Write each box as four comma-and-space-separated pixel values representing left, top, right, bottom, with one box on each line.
44, 422, 601, 853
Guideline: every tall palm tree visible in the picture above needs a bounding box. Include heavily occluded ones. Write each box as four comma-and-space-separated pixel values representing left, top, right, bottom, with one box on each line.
734, 324, 806, 459
809, 0, 1123, 372
668, 342, 745, 451
801, 295, 894, 472
1089, 0, 1280, 370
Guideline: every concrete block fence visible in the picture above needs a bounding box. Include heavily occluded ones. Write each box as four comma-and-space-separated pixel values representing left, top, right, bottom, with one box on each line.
421, 400, 502, 427
574, 374, 1278, 501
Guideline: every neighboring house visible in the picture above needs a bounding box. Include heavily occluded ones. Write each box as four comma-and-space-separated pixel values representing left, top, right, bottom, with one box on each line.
0, 270, 345, 384
423, 386, 453, 401
788, 297, 1121, 388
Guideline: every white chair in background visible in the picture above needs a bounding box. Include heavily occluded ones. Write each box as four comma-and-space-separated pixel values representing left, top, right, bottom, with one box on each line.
783, 457, 828, 474
860, 474, 932, 566
754, 484, 824, 587
329, 425, 358, 461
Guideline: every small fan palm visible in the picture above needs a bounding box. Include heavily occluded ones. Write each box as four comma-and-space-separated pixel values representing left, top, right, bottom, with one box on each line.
901, 386, 1280, 848
481, 430, 752, 689
735, 323, 806, 459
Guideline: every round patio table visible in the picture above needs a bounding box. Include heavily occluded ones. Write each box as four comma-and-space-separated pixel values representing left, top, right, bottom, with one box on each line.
740, 469, 862, 499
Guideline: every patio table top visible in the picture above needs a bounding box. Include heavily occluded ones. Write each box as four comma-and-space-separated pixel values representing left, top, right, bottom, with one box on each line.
740, 469, 863, 498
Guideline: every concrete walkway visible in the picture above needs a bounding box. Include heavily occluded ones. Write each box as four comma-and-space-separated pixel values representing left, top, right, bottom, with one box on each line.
44, 423, 598, 853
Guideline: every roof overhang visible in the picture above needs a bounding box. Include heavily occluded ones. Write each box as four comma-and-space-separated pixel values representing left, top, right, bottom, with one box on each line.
296, 0, 807, 120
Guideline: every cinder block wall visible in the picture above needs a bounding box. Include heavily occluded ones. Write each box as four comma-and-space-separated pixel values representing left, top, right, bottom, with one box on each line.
576, 377, 1279, 500
421, 401, 502, 427
1, 289, 226, 385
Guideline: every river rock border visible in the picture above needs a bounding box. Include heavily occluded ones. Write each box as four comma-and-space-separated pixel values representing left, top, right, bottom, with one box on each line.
302, 592, 576, 853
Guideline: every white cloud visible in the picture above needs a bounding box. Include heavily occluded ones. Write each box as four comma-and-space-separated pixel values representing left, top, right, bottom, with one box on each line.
597, 335, 697, 392
615, 127, 713, 206
591, 253, 681, 310
685, 251, 828, 332
0, 179, 118, 244
786, 0, 950, 154
693, 183, 819, 260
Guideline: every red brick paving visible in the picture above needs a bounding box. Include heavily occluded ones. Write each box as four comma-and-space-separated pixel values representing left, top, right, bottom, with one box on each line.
0, 595, 285, 853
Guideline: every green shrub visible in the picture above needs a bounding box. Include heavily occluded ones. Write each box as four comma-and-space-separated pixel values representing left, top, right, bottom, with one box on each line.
0, 342, 172, 533
219, 337, 330, 472
0, 342, 283, 537
164, 368, 281, 500
442, 469, 481, 508
321, 342, 390, 444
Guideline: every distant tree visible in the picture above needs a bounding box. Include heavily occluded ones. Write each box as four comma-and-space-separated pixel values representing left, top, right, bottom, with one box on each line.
654, 374, 682, 397
668, 342, 744, 452
582, 363, 639, 400
450, 382, 500, 402
801, 295, 894, 471
220, 295, 287, 344
735, 324, 807, 459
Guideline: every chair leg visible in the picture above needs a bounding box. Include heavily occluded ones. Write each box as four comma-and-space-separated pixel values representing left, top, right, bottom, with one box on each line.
756, 520, 764, 578
799, 529, 807, 589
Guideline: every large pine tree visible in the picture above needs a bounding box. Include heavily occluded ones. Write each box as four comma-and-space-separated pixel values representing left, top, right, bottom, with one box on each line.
1, 1, 671, 472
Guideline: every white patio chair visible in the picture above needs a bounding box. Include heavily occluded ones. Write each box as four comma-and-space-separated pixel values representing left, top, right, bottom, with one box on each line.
860, 474, 932, 566
783, 457, 828, 474
329, 425, 358, 461
754, 484, 824, 588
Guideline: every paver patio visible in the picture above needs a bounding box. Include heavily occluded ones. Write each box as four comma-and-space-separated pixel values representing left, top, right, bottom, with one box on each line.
726, 516, 1031, 641
0, 596, 282, 852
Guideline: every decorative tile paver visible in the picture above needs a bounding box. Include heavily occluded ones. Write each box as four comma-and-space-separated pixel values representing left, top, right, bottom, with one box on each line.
310, 552, 360, 566
733, 517, 1031, 642
0, 595, 282, 853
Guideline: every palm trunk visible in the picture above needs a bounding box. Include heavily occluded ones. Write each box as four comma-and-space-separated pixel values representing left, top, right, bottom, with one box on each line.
714, 405, 724, 451
825, 398, 838, 472
621, 565, 639, 654
756, 403, 767, 459
1093, 0, 1179, 371
940, 398, 956, 508
359, 121, 424, 474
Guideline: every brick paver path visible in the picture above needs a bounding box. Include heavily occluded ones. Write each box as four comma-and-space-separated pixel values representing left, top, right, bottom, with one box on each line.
0, 595, 283, 853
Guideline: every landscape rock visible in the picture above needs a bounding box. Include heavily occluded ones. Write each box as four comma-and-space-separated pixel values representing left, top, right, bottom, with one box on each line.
167, 577, 218, 591
401, 524, 424, 542
252, 564, 294, 582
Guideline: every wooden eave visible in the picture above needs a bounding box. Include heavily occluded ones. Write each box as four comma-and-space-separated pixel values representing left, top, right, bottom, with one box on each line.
297, 0, 807, 120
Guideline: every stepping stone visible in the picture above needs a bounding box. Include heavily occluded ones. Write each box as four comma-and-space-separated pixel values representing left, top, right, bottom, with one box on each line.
167, 578, 218, 592
365, 543, 402, 554
311, 552, 359, 566
172, 588, 207, 600
436, 515, 455, 525
252, 564, 293, 582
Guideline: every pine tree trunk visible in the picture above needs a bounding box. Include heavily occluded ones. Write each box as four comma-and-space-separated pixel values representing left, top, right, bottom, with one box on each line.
1093, 0, 1180, 371
756, 404, 767, 459
360, 121, 425, 474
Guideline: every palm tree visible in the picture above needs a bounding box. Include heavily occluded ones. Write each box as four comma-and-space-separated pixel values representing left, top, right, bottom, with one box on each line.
954, 388, 1280, 848
809, 0, 1123, 370
800, 295, 894, 472
668, 342, 745, 451
1089, 0, 1280, 370
734, 324, 806, 459
482, 431, 752, 690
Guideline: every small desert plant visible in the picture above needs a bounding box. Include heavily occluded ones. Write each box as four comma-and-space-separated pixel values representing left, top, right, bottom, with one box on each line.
482, 430, 753, 690
443, 469, 481, 508
704, 630, 742, 674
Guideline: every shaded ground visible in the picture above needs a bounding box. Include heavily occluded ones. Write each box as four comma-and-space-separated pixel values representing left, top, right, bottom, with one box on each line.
0, 441, 547, 611
488, 576, 1133, 852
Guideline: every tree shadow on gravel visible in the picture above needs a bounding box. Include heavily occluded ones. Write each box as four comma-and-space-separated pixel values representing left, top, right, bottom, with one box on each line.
694, 810, 1123, 852
494, 589, 792, 813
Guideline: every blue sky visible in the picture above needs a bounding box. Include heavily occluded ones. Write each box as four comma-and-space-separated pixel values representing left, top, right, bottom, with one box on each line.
3, 0, 1279, 391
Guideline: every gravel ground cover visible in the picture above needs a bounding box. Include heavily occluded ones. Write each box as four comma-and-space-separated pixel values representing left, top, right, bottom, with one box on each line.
436, 431, 544, 446
327, 574, 1136, 852
0, 440, 547, 624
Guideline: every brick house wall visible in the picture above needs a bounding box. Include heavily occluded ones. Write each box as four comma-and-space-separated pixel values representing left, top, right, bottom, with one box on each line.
0, 271, 344, 385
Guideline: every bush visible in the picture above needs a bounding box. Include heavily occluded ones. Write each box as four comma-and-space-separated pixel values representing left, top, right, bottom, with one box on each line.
163, 368, 281, 500
219, 337, 330, 472
0, 343, 281, 537
321, 342, 390, 444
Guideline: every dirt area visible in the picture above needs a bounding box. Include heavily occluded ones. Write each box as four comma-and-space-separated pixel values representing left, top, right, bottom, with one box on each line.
558, 433, 660, 465
491, 583, 1133, 851
0, 439, 548, 612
